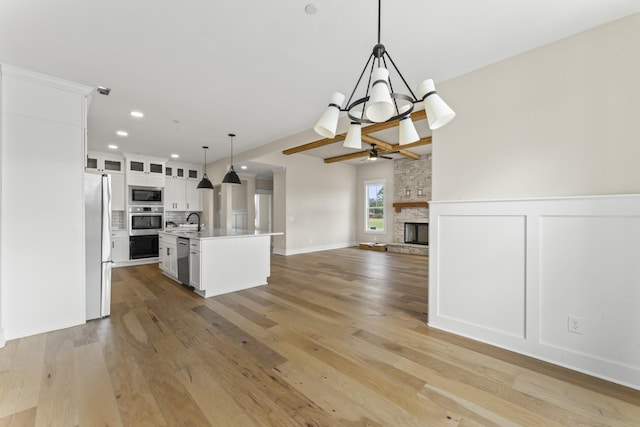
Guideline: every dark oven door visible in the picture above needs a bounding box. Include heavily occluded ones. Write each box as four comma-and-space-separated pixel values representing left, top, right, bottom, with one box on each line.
129, 235, 159, 259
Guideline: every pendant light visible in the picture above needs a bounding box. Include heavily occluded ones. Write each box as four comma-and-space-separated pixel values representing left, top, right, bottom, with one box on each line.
222, 133, 242, 185
197, 146, 214, 189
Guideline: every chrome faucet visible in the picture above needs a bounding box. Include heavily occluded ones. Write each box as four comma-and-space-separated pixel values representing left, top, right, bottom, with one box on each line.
186, 212, 201, 231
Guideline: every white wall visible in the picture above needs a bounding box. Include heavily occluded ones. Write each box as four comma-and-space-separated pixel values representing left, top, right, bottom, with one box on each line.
0, 65, 92, 341
428, 14, 640, 390
256, 150, 356, 255
355, 160, 394, 244
433, 13, 640, 201
206, 129, 357, 255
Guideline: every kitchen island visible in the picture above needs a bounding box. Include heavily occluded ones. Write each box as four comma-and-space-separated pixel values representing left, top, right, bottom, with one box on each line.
158, 229, 283, 298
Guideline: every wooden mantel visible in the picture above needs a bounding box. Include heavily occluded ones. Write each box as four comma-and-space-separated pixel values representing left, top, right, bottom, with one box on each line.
392, 202, 429, 212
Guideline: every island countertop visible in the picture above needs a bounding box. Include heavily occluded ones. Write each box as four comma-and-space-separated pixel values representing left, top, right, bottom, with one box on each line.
161, 229, 283, 240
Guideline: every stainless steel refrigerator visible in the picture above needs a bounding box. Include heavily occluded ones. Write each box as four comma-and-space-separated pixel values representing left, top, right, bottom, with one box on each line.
85, 173, 112, 320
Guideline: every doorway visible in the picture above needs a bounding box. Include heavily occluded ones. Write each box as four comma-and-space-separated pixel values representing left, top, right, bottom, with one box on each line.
254, 192, 272, 232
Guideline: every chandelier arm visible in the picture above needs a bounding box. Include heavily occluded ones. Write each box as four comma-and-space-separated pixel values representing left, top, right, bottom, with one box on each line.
345, 52, 375, 110
384, 51, 420, 102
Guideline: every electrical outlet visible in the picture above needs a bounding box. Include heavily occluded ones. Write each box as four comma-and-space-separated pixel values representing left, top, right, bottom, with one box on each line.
568, 315, 583, 334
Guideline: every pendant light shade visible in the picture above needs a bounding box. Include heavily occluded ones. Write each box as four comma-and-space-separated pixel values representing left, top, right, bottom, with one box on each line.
417, 79, 456, 130
343, 122, 362, 149
364, 67, 394, 123
314, 92, 345, 138
197, 146, 214, 189
398, 115, 420, 145
222, 133, 242, 185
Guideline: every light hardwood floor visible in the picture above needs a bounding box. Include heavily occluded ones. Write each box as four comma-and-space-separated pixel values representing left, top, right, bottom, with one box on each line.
1, 248, 639, 426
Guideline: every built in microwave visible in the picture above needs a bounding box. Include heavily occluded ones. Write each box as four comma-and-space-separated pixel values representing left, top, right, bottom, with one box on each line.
130, 186, 163, 204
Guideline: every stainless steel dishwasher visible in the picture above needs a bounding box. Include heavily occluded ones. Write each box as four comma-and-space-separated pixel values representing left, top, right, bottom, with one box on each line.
177, 237, 190, 286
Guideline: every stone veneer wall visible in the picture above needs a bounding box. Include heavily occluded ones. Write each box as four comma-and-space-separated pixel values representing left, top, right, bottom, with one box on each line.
388, 155, 431, 256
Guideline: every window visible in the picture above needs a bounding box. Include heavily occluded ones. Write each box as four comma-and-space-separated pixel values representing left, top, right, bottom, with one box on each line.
365, 180, 385, 232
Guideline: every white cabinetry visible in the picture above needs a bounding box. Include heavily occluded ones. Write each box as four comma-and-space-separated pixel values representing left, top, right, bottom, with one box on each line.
164, 162, 203, 211
111, 230, 129, 264
86, 151, 125, 211
86, 151, 124, 174
159, 233, 178, 278
189, 239, 201, 289
125, 155, 166, 187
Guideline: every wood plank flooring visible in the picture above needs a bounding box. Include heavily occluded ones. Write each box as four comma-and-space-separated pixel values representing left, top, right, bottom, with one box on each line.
1, 248, 639, 426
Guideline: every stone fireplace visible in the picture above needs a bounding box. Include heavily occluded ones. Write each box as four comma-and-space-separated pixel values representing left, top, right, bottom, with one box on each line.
387, 155, 431, 256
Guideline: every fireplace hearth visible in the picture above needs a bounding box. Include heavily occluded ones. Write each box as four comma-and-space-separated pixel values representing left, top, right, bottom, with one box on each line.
404, 222, 428, 245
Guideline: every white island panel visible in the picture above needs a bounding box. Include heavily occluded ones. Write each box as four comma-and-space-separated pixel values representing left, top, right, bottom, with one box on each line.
197, 234, 272, 298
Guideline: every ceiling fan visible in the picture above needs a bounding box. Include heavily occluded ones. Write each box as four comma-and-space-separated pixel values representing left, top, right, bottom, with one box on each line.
367, 143, 396, 160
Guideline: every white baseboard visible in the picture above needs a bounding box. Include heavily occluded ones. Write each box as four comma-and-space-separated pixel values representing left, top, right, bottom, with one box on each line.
113, 258, 159, 268
273, 242, 357, 256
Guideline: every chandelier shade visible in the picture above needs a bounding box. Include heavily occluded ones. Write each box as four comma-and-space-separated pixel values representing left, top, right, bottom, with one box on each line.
222, 133, 242, 185
398, 115, 420, 145
197, 146, 214, 189
365, 67, 394, 123
313, 0, 455, 142
398, 104, 419, 145
314, 92, 345, 139
343, 122, 362, 149
417, 79, 456, 130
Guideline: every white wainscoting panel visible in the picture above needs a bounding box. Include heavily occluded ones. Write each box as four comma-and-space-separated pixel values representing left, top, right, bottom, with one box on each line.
437, 215, 526, 338
429, 195, 640, 390
539, 215, 640, 367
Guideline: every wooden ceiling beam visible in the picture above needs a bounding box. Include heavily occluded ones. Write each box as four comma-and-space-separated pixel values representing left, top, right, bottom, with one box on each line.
360, 134, 394, 151
282, 135, 346, 155
397, 150, 421, 160
362, 134, 422, 160
283, 109, 428, 155
390, 136, 432, 151
324, 151, 370, 163
323, 135, 433, 164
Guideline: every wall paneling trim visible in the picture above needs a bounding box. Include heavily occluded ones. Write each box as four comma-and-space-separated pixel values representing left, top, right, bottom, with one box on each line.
429, 194, 640, 390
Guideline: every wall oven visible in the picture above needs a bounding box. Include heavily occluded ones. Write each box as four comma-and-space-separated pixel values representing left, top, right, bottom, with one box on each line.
129, 206, 163, 235
130, 186, 163, 205
129, 206, 163, 259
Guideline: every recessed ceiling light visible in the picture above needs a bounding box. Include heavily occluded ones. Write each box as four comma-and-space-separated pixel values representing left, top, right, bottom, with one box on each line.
240, 165, 248, 170
171, 154, 179, 158
116, 130, 128, 137
108, 144, 118, 150
130, 110, 144, 118
305, 4, 317, 15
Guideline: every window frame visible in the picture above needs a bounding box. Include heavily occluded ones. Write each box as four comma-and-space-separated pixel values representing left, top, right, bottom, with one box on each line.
364, 179, 386, 234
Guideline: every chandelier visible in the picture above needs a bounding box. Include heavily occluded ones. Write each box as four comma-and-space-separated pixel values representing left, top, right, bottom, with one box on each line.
314, 0, 456, 148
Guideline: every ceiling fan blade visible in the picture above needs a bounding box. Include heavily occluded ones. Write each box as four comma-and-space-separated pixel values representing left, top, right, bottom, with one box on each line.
380, 155, 394, 160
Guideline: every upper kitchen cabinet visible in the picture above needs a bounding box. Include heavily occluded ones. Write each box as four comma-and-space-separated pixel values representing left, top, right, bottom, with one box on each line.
124, 154, 166, 187
86, 151, 124, 174
164, 162, 203, 211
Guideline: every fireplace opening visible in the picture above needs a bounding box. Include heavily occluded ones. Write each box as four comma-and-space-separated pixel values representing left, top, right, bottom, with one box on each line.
404, 222, 428, 245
